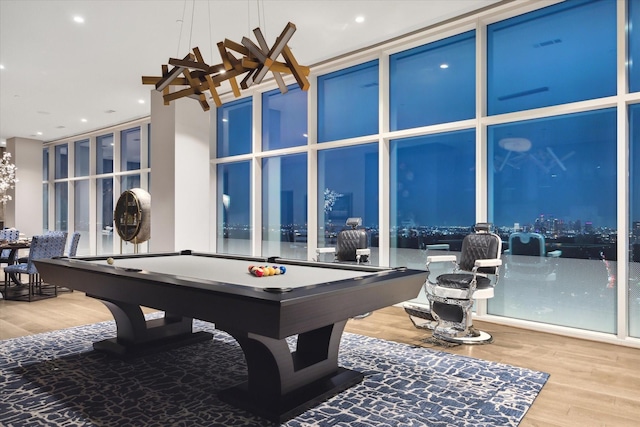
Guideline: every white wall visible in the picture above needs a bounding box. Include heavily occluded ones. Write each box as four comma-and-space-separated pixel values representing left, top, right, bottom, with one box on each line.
149, 90, 211, 252
5, 137, 43, 237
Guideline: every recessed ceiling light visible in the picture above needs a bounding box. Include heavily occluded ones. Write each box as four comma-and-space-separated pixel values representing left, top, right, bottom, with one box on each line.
73, 16, 84, 24
0, 65, 5, 70
138, 99, 145, 104
36, 131, 43, 135
81, 118, 87, 122
440, 63, 449, 69
355, 16, 365, 23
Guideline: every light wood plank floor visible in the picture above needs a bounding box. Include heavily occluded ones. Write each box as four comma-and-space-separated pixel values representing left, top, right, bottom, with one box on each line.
1, 292, 638, 427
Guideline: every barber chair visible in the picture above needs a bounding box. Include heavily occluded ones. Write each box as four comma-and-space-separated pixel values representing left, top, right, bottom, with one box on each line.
404, 223, 502, 344
316, 217, 370, 264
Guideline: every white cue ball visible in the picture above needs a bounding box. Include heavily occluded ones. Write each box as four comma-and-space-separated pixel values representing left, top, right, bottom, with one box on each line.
106, 257, 114, 265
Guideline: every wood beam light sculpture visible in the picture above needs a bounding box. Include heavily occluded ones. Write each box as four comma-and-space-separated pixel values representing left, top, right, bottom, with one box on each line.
141, 22, 310, 111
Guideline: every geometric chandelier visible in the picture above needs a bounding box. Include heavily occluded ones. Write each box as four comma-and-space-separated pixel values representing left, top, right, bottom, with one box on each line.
142, 22, 310, 111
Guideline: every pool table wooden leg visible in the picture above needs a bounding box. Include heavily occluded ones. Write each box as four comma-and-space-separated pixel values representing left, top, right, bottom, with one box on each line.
219, 320, 363, 422
91, 297, 213, 357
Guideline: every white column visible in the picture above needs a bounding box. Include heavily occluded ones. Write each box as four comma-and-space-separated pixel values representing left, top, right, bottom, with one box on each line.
5, 137, 43, 237
149, 90, 211, 252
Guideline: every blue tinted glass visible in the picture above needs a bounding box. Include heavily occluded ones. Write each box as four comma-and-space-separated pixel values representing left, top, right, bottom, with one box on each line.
54, 144, 68, 179
390, 31, 475, 130
43, 148, 49, 181
97, 134, 113, 174
74, 139, 90, 177
630, 0, 640, 93
390, 130, 475, 250
317, 60, 379, 142
217, 97, 252, 157
217, 161, 251, 254
317, 144, 378, 248
630, 103, 640, 337
262, 154, 308, 259
488, 0, 616, 115
121, 127, 141, 171
262, 85, 308, 150
488, 109, 616, 332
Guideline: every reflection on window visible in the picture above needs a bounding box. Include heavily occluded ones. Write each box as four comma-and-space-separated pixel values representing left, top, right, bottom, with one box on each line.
630, 0, 640, 93
390, 31, 475, 130
54, 144, 68, 179
121, 127, 141, 171
262, 86, 308, 150
390, 130, 475, 268
217, 161, 251, 255
487, 0, 616, 115
262, 154, 308, 259
217, 97, 252, 157
97, 134, 114, 174
317, 60, 379, 142
317, 144, 378, 261
488, 108, 617, 333
629, 103, 640, 337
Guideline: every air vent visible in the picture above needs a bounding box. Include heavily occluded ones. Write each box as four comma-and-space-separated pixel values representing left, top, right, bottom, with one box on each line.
534, 39, 562, 48
498, 87, 549, 101
104, 109, 117, 114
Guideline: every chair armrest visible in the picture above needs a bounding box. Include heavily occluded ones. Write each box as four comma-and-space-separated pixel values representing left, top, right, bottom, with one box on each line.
426, 254, 457, 264
546, 250, 562, 258
425, 244, 450, 251
474, 258, 502, 268
316, 247, 336, 254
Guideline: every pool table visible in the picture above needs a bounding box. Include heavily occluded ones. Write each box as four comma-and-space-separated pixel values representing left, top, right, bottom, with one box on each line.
35, 251, 426, 422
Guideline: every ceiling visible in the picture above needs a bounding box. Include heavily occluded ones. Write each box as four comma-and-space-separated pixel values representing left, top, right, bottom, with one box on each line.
0, 0, 502, 145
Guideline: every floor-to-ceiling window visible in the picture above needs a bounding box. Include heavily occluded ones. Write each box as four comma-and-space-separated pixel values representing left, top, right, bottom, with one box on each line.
485, 0, 618, 332
260, 86, 309, 259
390, 130, 476, 269
317, 144, 379, 262
217, 161, 251, 255
488, 110, 617, 332
209, 0, 637, 345
54, 144, 68, 231
73, 139, 90, 254
262, 154, 307, 259
44, 119, 150, 256
630, 104, 640, 338
42, 148, 49, 232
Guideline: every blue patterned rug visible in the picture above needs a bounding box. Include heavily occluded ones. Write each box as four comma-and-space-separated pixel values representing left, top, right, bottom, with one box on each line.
0, 319, 548, 426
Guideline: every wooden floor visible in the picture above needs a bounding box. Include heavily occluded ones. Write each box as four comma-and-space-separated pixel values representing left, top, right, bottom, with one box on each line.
1, 292, 639, 427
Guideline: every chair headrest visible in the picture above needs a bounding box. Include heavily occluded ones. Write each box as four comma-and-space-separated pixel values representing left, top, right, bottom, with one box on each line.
346, 217, 362, 228
474, 222, 492, 233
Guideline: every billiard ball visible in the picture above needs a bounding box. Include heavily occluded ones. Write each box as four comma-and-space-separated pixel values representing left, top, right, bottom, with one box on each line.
106, 257, 114, 265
